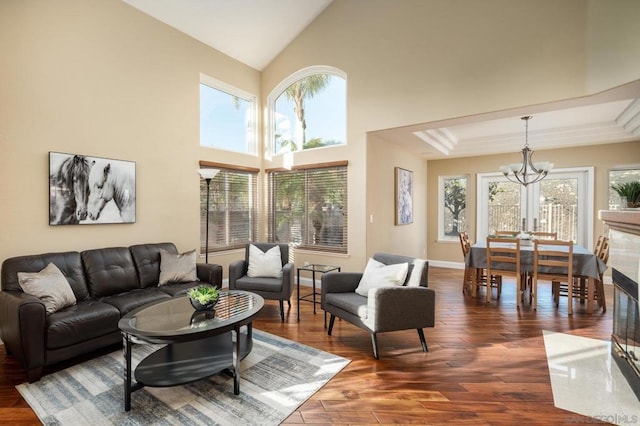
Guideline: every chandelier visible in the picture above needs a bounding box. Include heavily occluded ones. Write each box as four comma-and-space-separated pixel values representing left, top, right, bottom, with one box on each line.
499, 116, 553, 187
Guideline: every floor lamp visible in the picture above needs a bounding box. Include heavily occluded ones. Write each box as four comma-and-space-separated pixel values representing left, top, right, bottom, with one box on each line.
198, 168, 220, 263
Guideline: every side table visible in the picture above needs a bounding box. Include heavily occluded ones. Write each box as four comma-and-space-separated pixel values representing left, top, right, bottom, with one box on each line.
297, 264, 341, 324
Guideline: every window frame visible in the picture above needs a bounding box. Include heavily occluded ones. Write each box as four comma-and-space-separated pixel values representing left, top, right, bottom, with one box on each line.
199, 162, 259, 253
608, 165, 640, 210
199, 73, 258, 156
438, 175, 468, 242
267, 161, 348, 254
266, 65, 347, 157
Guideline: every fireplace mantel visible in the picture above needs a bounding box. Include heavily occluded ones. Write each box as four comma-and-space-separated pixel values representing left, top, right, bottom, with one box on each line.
600, 210, 640, 236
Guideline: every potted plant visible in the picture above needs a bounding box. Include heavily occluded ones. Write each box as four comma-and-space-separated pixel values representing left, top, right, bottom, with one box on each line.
187, 285, 219, 311
611, 181, 640, 209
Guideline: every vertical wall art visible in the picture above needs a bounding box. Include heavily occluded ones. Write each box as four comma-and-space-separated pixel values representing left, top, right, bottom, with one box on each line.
395, 167, 413, 225
49, 152, 136, 225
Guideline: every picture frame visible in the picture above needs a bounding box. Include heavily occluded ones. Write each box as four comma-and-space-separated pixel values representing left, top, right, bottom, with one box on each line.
49, 152, 136, 225
395, 167, 413, 225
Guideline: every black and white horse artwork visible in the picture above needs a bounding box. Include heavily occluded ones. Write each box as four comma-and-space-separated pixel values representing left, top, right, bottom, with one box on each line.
87, 160, 136, 223
49, 154, 91, 225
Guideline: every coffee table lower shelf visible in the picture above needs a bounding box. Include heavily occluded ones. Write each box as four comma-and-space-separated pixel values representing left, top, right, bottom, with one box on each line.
124, 329, 251, 410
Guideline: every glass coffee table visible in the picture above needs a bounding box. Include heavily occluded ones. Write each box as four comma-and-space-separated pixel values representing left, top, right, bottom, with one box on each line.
118, 290, 264, 411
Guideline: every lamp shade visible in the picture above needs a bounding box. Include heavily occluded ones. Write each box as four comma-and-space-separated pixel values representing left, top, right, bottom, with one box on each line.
198, 168, 220, 180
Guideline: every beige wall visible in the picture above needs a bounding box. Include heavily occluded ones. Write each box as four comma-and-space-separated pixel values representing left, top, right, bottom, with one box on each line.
427, 140, 640, 265
262, 0, 639, 271
2, 0, 640, 278
0, 0, 260, 268
587, 0, 640, 93
366, 134, 428, 259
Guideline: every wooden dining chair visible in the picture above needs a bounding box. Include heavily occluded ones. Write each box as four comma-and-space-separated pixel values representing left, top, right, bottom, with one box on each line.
594, 236, 609, 312
460, 232, 501, 297
570, 235, 609, 312
485, 237, 520, 306
534, 239, 573, 314
459, 232, 472, 294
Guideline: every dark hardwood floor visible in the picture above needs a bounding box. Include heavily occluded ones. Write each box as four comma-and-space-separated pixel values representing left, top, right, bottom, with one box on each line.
0, 267, 613, 425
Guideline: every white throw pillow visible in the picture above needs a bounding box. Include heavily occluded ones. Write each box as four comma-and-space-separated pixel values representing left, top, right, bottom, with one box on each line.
18, 263, 77, 314
247, 244, 283, 278
406, 258, 427, 287
355, 258, 409, 296
159, 250, 198, 285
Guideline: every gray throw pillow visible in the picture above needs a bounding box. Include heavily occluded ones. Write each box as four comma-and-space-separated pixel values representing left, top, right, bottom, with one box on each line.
159, 249, 198, 285
17, 263, 77, 314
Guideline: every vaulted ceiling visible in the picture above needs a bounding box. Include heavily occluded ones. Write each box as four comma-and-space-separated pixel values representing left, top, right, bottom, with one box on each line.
122, 0, 640, 160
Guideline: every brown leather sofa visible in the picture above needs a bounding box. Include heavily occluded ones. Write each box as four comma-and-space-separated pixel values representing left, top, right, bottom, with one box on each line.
0, 242, 222, 382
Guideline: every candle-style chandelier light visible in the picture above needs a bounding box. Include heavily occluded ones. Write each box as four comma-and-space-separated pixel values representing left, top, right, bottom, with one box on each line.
499, 116, 553, 187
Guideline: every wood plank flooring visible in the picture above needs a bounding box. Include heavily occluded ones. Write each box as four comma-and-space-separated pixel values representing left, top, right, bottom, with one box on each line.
0, 267, 614, 425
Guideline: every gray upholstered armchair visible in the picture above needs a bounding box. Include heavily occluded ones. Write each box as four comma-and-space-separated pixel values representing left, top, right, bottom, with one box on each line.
229, 243, 294, 322
321, 253, 435, 358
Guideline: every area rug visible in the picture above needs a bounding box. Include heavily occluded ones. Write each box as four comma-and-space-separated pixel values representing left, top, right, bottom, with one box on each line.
17, 329, 350, 425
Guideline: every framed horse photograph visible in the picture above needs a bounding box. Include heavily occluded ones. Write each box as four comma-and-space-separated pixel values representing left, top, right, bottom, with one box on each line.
49, 152, 136, 225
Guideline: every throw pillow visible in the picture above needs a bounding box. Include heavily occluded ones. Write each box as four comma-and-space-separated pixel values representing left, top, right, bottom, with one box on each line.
406, 258, 427, 287
17, 263, 77, 314
159, 250, 198, 285
355, 258, 409, 296
247, 244, 283, 278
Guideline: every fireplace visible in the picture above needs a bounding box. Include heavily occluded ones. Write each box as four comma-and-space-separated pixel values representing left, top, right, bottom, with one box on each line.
600, 211, 640, 402
612, 268, 640, 401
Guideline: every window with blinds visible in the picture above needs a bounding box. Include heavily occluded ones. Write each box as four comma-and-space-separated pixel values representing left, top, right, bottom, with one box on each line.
200, 167, 258, 252
267, 163, 348, 253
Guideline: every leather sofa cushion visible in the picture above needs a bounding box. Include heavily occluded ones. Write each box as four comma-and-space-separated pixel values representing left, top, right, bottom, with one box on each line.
1, 251, 90, 301
234, 276, 283, 293
47, 299, 120, 349
101, 288, 170, 316
81, 247, 139, 298
130, 243, 177, 288
157, 280, 201, 297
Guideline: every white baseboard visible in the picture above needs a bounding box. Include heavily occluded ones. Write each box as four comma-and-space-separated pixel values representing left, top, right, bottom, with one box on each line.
427, 260, 464, 270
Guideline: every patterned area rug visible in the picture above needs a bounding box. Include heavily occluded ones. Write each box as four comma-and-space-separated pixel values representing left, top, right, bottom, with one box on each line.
17, 329, 349, 425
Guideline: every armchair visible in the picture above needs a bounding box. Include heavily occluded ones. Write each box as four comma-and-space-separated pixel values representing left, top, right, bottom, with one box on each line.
229, 243, 294, 322
321, 253, 435, 359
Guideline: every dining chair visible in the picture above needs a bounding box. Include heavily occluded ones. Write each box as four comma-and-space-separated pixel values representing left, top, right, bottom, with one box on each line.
485, 237, 520, 306
569, 235, 609, 312
460, 232, 501, 297
459, 232, 472, 294
534, 239, 574, 314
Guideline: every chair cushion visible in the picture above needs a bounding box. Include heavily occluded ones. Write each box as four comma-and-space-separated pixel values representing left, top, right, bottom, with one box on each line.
159, 249, 198, 285
17, 263, 77, 314
247, 244, 282, 278
325, 292, 368, 319
355, 258, 409, 296
234, 276, 283, 293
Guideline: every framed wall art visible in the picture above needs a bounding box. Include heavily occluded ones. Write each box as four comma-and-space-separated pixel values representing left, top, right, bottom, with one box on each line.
49, 152, 136, 225
395, 167, 413, 225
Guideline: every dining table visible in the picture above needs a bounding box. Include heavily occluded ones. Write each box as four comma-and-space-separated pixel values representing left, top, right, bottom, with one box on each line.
465, 240, 608, 313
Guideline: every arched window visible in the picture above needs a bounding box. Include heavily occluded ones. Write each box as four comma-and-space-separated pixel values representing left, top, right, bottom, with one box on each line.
268, 66, 346, 155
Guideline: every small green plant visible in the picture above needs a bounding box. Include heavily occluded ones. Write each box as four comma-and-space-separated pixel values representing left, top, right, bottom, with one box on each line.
611, 181, 640, 208
187, 285, 219, 304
